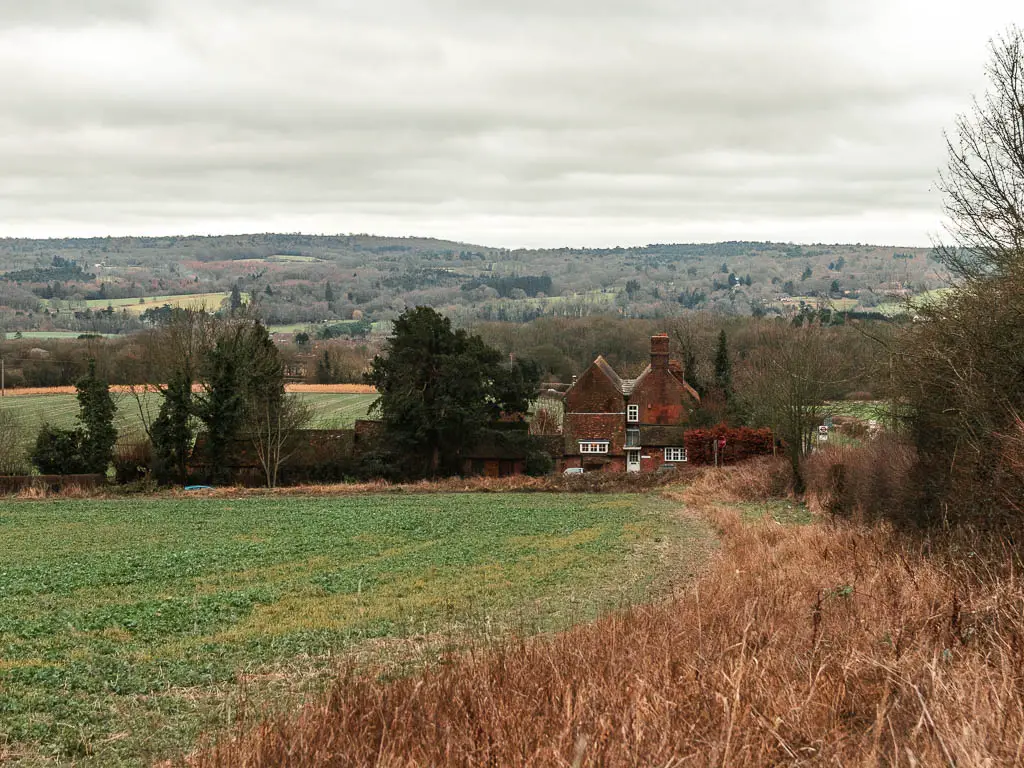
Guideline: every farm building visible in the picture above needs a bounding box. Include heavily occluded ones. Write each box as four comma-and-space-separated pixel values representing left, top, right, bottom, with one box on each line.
561, 334, 701, 473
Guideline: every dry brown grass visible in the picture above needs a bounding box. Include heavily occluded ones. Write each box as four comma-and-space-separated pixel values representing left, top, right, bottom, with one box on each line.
1, 470, 689, 501
164, 471, 687, 499
283, 383, 377, 394
802, 436, 919, 523
187, 460, 1024, 767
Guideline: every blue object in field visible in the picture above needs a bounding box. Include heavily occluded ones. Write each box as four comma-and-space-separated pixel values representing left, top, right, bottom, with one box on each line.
184, 485, 214, 491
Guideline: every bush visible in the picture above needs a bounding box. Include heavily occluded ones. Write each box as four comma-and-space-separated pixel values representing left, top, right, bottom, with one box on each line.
524, 450, 554, 477
802, 436, 918, 524
684, 424, 774, 465
31, 425, 89, 475
113, 441, 153, 485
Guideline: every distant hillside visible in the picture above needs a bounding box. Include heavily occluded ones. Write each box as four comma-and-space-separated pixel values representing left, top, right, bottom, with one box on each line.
0, 234, 942, 336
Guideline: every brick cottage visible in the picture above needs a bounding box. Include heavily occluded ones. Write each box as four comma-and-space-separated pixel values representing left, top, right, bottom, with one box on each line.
562, 333, 700, 473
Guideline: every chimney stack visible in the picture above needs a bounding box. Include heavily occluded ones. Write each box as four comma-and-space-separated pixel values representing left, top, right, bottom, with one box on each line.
650, 333, 669, 370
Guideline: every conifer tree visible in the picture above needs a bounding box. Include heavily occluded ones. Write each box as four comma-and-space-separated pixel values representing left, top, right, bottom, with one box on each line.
76, 360, 117, 474
713, 330, 732, 399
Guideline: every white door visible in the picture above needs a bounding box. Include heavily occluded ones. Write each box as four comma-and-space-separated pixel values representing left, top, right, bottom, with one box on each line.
627, 450, 640, 473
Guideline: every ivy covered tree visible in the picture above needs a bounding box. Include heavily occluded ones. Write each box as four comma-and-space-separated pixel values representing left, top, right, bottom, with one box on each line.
366, 306, 540, 478
713, 330, 732, 399
150, 371, 194, 483
76, 360, 118, 473
31, 359, 117, 475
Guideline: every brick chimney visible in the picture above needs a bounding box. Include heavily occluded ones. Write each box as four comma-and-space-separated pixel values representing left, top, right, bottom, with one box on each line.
650, 333, 669, 370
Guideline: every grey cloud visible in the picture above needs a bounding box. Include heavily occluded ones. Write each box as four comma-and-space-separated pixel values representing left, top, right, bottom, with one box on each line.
0, 0, 1017, 244
0, 0, 160, 28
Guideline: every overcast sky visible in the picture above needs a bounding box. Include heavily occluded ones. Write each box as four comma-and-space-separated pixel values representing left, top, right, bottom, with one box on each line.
0, 1, 1019, 248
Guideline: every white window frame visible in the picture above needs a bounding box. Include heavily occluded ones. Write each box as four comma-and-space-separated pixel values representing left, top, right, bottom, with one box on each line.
579, 441, 610, 454
664, 447, 687, 462
627, 404, 639, 423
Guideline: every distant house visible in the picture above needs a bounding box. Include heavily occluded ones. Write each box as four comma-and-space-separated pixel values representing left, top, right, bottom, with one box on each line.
562, 334, 700, 473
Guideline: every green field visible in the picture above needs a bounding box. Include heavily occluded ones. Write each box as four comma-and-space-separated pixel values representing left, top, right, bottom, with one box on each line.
824, 399, 889, 421
874, 288, 953, 317
47, 292, 234, 315
267, 322, 312, 334
0, 332, 121, 340
771, 296, 860, 312
0, 492, 706, 765
0, 392, 376, 455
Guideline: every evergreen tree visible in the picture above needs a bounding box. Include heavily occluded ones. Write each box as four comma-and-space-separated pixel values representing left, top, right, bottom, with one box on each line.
315, 351, 333, 383
195, 319, 284, 483
366, 307, 540, 478
324, 282, 335, 303
33, 359, 117, 475
229, 284, 243, 312
713, 330, 732, 399
76, 360, 117, 474
31, 425, 88, 475
151, 371, 194, 483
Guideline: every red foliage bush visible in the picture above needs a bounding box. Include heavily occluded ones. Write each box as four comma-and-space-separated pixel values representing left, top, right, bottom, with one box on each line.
684, 424, 774, 465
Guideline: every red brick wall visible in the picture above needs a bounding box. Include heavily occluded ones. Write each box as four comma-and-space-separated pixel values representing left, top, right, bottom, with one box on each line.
628, 368, 695, 426
565, 413, 627, 456
565, 362, 623, 414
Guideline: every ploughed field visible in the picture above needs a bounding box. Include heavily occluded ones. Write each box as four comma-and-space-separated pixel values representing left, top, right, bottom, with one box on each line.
0, 492, 708, 766
0, 392, 377, 454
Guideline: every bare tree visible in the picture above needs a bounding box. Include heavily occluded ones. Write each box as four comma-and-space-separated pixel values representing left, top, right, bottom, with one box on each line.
937, 26, 1024, 283
127, 308, 215, 441
247, 394, 313, 488
898, 27, 1024, 519
737, 324, 851, 492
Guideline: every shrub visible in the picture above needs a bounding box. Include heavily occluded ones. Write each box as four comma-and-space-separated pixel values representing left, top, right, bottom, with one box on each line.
802, 436, 918, 523
524, 450, 554, 477
684, 424, 774, 465
113, 441, 153, 485
31, 425, 89, 475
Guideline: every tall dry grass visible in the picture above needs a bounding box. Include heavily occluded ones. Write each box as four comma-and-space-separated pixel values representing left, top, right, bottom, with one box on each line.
188, 460, 1024, 767
802, 436, 920, 524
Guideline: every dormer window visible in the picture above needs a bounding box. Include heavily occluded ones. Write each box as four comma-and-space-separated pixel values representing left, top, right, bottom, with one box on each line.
579, 441, 609, 454
627, 404, 639, 423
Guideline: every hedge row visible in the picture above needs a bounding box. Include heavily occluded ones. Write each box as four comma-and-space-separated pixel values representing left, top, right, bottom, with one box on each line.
684, 425, 775, 465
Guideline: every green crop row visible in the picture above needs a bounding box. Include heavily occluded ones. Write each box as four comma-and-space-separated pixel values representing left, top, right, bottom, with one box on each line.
0, 492, 707, 766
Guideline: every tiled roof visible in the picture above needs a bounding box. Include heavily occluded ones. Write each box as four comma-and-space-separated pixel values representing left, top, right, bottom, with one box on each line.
592, 355, 623, 390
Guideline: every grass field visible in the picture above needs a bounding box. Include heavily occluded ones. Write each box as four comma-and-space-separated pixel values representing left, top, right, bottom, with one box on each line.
0, 492, 707, 766
1, 331, 121, 340
47, 292, 234, 316
874, 287, 953, 317
0, 392, 377, 455
823, 399, 889, 421
266, 322, 312, 334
